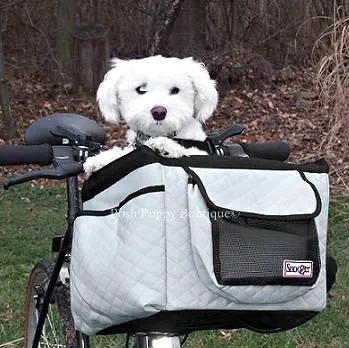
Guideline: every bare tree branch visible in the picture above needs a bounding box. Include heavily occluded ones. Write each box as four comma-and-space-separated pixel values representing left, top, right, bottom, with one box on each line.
23, 4, 67, 80
0, 0, 23, 11
148, 0, 185, 56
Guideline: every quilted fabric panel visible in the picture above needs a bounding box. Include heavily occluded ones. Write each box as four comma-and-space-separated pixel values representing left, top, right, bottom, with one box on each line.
163, 168, 231, 309
71, 163, 329, 335
185, 180, 327, 310
164, 167, 327, 311
71, 190, 167, 335
189, 168, 319, 216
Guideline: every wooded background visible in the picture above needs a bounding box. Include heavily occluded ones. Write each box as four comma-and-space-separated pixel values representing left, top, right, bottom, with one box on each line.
1, 0, 345, 75
0, 0, 349, 139
1, 0, 349, 191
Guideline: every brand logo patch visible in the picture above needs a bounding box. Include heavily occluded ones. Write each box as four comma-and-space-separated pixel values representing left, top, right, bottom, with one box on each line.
283, 260, 313, 278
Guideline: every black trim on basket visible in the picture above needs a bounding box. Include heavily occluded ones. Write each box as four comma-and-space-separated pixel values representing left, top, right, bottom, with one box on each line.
82, 146, 329, 202
82, 147, 160, 202
163, 152, 329, 173
96, 309, 319, 335
77, 185, 165, 217
185, 167, 322, 220
298, 171, 323, 217
76, 209, 112, 217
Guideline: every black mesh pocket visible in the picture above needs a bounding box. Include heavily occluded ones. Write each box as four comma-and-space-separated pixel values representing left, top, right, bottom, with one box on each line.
212, 215, 321, 286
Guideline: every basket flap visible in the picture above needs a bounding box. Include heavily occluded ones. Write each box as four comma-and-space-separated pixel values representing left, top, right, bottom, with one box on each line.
188, 167, 322, 218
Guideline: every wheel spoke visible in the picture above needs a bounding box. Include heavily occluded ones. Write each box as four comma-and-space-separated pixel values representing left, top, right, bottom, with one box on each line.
24, 261, 86, 348
47, 306, 60, 346
41, 325, 52, 348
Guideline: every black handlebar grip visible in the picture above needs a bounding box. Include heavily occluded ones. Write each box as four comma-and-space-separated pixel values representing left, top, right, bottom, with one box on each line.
0, 144, 53, 166
239, 141, 290, 161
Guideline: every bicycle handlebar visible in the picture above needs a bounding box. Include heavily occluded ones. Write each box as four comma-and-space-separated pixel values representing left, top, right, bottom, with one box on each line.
0, 124, 291, 189
217, 142, 290, 161
2, 146, 84, 190
239, 141, 290, 161
0, 144, 53, 166
205, 124, 290, 161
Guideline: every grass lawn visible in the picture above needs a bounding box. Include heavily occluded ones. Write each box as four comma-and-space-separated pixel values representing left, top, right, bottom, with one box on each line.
0, 185, 348, 348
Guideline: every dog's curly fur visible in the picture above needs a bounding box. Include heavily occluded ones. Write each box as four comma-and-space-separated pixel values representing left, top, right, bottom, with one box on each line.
84, 55, 218, 174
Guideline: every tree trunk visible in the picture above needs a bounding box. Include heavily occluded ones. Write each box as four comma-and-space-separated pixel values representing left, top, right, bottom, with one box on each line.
148, 0, 186, 56
0, 31, 16, 139
231, 0, 240, 49
72, 24, 109, 95
56, 0, 77, 78
259, 0, 268, 17
92, 0, 102, 23
167, 0, 206, 58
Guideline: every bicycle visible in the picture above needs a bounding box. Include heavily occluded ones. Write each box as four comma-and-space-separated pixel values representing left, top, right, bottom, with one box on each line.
0, 113, 336, 348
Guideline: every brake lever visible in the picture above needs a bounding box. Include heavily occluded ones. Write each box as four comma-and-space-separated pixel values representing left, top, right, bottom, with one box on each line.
3, 164, 83, 189
3, 146, 84, 190
205, 124, 245, 154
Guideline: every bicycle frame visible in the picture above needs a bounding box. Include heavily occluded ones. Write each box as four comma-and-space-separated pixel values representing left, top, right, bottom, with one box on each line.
32, 175, 80, 348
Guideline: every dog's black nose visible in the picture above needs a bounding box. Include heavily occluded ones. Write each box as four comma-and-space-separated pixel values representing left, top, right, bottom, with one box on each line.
151, 106, 167, 121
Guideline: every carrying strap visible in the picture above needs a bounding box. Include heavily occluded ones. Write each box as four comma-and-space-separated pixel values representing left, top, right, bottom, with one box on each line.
174, 138, 213, 153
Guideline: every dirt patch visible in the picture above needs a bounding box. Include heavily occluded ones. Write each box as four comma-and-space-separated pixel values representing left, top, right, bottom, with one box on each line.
0, 62, 347, 194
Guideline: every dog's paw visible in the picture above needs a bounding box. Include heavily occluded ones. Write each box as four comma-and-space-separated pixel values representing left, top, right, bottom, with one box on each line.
144, 137, 187, 158
83, 156, 104, 174
83, 146, 133, 174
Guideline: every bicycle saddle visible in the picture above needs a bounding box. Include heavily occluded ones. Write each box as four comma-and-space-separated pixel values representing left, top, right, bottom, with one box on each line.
24, 113, 106, 146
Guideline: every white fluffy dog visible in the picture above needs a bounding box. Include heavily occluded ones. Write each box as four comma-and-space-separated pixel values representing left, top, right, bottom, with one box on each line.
84, 55, 218, 173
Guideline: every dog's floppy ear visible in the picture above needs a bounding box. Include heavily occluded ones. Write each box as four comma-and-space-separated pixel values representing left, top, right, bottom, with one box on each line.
184, 57, 218, 123
96, 58, 125, 124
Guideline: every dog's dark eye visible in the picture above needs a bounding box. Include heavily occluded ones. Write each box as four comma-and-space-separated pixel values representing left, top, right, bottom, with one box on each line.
136, 85, 147, 94
169, 87, 180, 95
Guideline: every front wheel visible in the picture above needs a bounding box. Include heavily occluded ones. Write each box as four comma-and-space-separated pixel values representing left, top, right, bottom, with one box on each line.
24, 259, 89, 348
